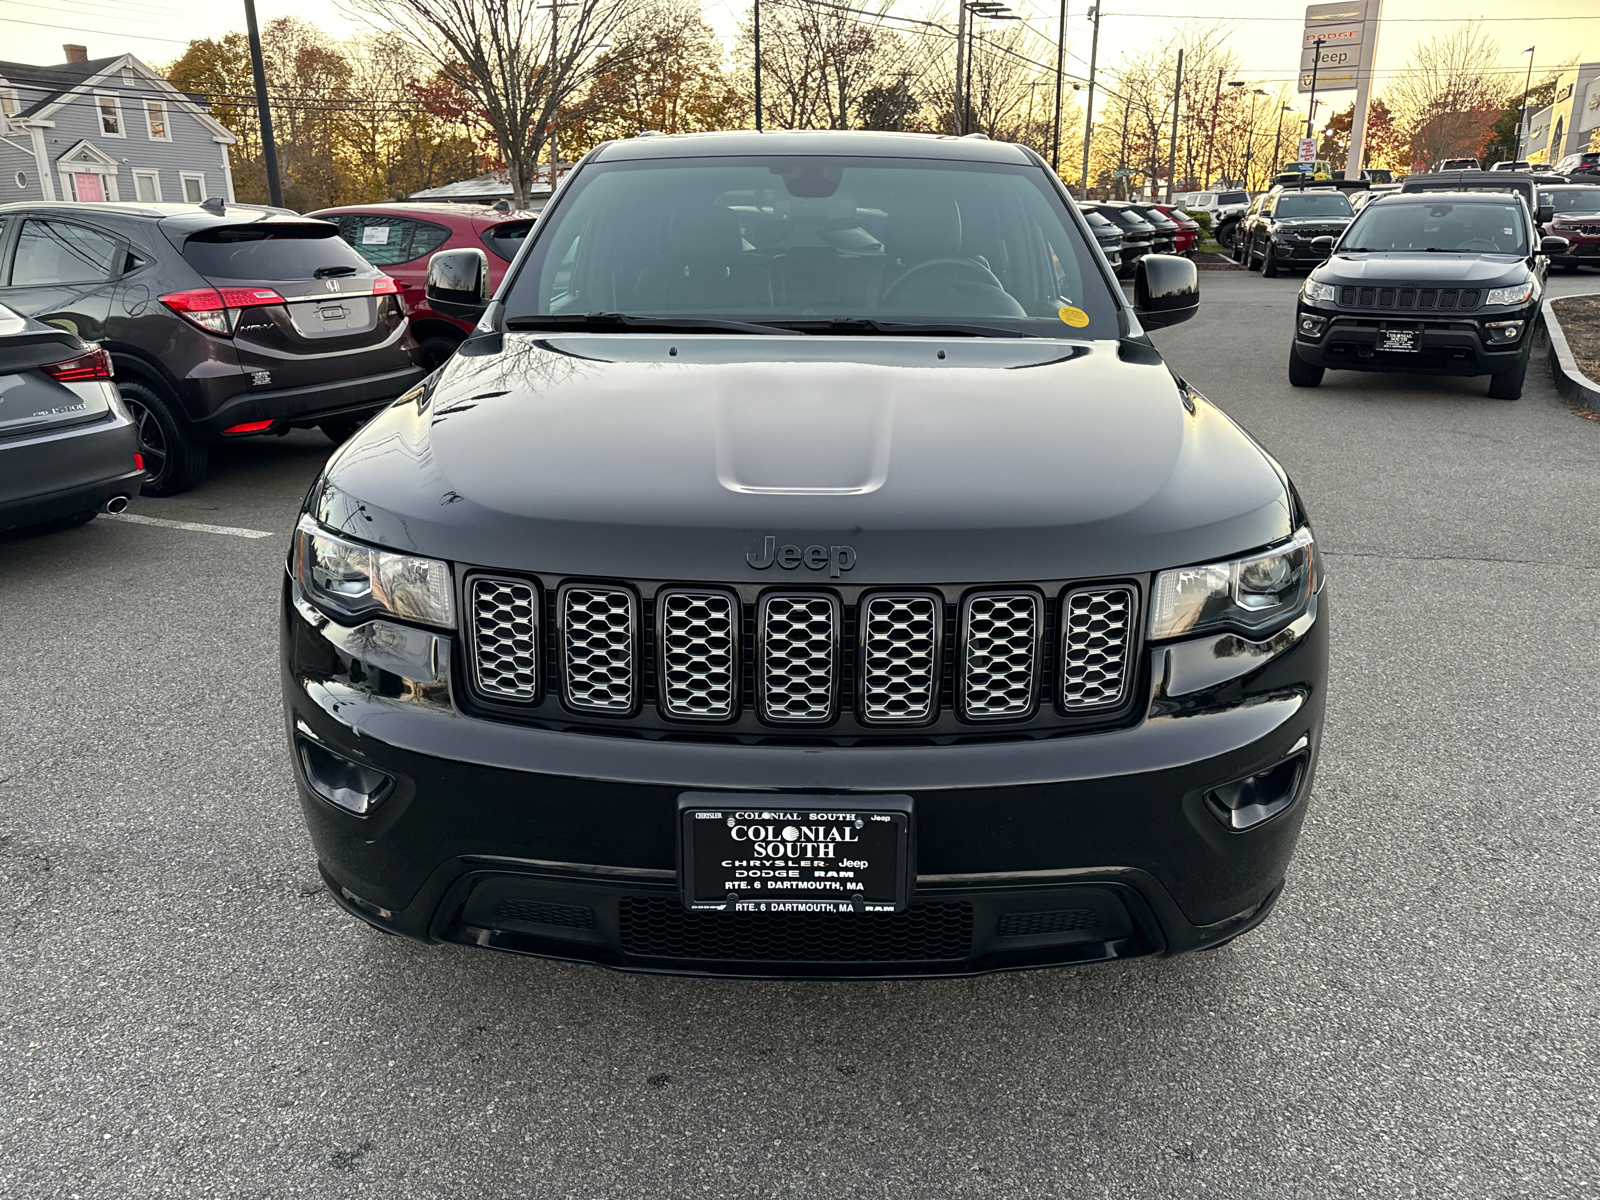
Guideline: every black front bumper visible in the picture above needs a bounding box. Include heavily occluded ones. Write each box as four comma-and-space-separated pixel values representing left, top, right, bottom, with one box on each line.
1294, 305, 1532, 376
281, 580, 1329, 979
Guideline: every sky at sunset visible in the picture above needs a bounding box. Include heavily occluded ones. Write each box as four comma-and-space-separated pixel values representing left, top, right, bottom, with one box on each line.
2, 0, 1597, 131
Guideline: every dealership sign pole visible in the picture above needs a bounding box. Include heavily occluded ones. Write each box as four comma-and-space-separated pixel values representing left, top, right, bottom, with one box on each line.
1300, 0, 1380, 179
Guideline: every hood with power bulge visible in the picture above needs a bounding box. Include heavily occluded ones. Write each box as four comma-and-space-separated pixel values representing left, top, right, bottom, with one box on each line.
309, 333, 1294, 584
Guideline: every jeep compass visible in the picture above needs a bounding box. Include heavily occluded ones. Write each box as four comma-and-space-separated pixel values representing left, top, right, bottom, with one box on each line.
282, 131, 1329, 978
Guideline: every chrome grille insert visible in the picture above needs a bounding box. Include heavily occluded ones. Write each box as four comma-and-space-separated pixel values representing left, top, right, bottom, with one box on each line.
560, 585, 636, 713
658, 590, 737, 720
960, 592, 1039, 720
758, 594, 838, 723
859, 594, 940, 724
469, 577, 540, 701
1060, 586, 1135, 711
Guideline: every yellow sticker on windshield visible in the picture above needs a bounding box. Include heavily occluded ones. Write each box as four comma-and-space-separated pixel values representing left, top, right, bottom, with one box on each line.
1058, 305, 1090, 328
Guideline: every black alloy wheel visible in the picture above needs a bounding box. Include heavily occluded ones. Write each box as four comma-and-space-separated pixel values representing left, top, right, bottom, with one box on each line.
1262, 242, 1280, 278
119, 380, 209, 496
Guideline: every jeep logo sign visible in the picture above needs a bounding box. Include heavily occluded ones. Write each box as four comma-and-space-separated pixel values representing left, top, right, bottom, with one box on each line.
745, 536, 857, 578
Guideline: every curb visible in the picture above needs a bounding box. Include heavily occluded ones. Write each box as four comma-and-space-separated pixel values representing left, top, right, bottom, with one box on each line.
1543, 294, 1600, 413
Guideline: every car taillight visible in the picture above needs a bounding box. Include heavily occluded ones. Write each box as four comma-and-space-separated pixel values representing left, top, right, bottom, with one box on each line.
134, 453, 144, 472
40, 346, 114, 382
160, 286, 286, 335
371, 276, 401, 296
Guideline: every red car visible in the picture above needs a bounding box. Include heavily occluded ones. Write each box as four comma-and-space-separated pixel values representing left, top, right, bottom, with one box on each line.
307, 203, 538, 369
1150, 204, 1200, 256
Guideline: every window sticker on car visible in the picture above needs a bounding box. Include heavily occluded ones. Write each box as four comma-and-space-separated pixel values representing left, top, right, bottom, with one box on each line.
362, 226, 391, 245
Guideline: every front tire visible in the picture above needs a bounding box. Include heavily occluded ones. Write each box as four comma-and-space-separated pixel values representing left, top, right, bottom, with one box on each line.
1288, 343, 1325, 387
119, 380, 208, 496
1262, 243, 1280, 278
1487, 353, 1529, 400
1215, 218, 1238, 251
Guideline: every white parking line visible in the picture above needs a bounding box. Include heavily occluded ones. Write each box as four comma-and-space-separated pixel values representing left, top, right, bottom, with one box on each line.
102, 512, 276, 540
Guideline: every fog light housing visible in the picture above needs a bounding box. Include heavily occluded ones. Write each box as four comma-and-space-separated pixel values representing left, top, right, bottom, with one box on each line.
1298, 314, 1328, 337
1205, 739, 1309, 830
1484, 320, 1524, 344
297, 738, 393, 815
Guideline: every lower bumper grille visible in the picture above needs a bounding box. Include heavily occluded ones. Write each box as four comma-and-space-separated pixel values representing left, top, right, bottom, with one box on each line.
618, 897, 974, 962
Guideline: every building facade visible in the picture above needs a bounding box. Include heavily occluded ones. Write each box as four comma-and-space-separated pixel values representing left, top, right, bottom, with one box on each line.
1521, 60, 1600, 166
0, 47, 236, 207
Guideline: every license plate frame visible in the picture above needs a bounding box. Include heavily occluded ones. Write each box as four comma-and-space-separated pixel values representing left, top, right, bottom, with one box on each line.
1380, 326, 1419, 353
677, 793, 914, 915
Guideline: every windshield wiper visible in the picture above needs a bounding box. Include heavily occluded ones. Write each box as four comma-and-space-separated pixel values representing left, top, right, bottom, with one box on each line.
504, 312, 791, 335
781, 317, 1036, 338
314, 265, 359, 278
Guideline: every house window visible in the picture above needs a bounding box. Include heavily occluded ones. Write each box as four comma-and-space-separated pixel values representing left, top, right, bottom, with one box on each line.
96, 93, 124, 137
1, 89, 17, 118
145, 101, 168, 141
133, 169, 161, 202
180, 172, 207, 203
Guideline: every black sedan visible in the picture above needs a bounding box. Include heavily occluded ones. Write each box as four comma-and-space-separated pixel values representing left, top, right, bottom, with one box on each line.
1079, 202, 1157, 277
0, 304, 141, 534
1290, 191, 1565, 400
281, 130, 1327, 980
1237, 188, 1355, 277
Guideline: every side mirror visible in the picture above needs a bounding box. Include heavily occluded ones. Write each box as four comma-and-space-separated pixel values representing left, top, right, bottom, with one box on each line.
1311, 235, 1337, 254
1536, 204, 1554, 225
1540, 235, 1571, 256
425, 248, 490, 322
1133, 254, 1199, 330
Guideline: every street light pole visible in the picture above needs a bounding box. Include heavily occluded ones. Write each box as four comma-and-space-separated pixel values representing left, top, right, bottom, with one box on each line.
1078, 4, 1101, 196
754, 0, 763, 131
242, 0, 282, 208
1051, 0, 1066, 169
1270, 104, 1291, 187
1164, 48, 1182, 203
1515, 46, 1535, 161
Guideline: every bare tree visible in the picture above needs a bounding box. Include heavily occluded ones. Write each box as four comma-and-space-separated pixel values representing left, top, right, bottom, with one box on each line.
342, 0, 644, 206
1382, 23, 1510, 171
736, 0, 901, 130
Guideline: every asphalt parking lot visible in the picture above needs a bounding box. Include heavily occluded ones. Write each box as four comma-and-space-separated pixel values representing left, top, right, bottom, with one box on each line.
3, 270, 1598, 1199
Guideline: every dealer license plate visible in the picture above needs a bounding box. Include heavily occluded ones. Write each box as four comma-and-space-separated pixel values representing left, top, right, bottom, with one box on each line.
1380, 328, 1418, 352
677, 792, 913, 914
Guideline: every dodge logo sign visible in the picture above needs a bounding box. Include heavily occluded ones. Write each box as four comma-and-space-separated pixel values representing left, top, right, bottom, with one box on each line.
745, 535, 857, 578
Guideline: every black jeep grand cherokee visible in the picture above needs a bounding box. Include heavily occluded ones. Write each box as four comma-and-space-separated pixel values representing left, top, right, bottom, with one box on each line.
282, 131, 1329, 978
1290, 190, 1567, 399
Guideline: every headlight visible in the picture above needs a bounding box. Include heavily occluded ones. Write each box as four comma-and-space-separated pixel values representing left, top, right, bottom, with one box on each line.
292, 514, 455, 628
1484, 281, 1534, 306
1302, 281, 1339, 304
1149, 528, 1319, 641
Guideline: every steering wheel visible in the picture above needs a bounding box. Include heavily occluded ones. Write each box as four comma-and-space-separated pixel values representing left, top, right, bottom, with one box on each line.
882, 257, 1004, 306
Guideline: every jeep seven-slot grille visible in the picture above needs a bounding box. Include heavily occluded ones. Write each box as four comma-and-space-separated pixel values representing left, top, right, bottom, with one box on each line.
465, 579, 1138, 730
560, 586, 636, 713
658, 590, 737, 720
1061, 586, 1134, 710
1339, 286, 1481, 311
960, 592, 1041, 719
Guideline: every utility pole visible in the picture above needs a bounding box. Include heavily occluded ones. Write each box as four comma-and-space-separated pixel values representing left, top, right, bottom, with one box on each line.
1270, 104, 1291, 187
754, 0, 763, 131
1165, 48, 1182, 203
1116, 91, 1131, 199
1514, 46, 1535, 161
1050, 0, 1066, 170
954, 2, 967, 135
242, 0, 282, 208
1078, 4, 1100, 196
1202, 67, 1223, 192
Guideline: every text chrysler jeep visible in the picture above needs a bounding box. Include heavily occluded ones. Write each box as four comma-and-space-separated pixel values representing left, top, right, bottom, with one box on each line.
281, 130, 1328, 978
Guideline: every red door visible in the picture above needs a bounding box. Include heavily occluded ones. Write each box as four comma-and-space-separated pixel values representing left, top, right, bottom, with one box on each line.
73, 173, 104, 202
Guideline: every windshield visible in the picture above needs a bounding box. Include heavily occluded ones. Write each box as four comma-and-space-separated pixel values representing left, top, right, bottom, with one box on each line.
502, 155, 1119, 337
1545, 189, 1600, 213
1274, 193, 1353, 218
1342, 201, 1528, 254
